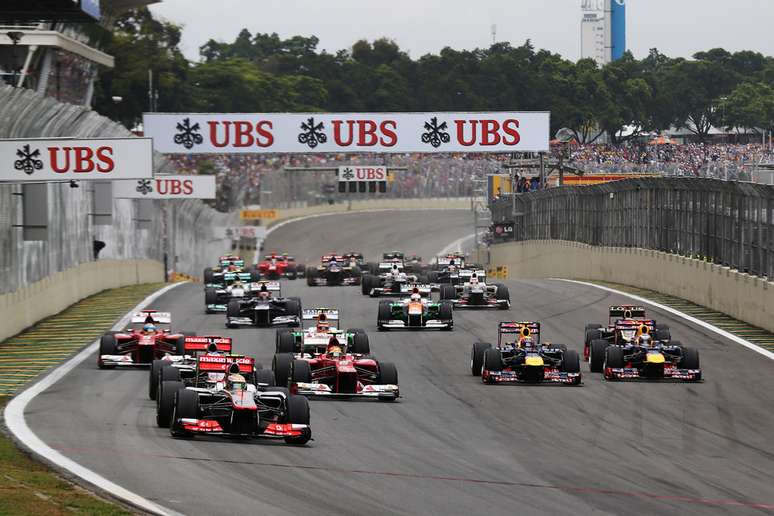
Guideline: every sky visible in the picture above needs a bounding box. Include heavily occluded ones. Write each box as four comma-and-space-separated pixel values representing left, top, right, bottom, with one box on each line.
149, 0, 774, 62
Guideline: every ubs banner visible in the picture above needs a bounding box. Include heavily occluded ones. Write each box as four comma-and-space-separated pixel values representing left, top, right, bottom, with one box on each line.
143, 112, 550, 154
113, 175, 216, 199
0, 137, 152, 182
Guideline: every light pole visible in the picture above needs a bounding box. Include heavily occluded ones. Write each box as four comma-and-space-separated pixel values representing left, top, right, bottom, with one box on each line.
6, 31, 23, 87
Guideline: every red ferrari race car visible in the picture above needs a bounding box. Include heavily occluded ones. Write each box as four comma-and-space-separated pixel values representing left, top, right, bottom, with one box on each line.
160, 355, 311, 444
256, 252, 304, 280
98, 311, 192, 368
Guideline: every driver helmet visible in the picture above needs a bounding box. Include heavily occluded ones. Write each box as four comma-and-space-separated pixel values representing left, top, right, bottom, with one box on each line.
639, 334, 652, 347
317, 321, 330, 332
259, 290, 270, 300
228, 374, 246, 391
410, 293, 422, 302
142, 323, 156, 334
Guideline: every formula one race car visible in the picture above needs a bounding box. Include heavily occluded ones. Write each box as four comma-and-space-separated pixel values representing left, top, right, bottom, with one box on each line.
204, 271, 261, 313
377, 290, 453, 330
225, 281, 301, 328
585, 305, 671, 370
471, 322, 581, 385
362, 264, 426, 296
306, 254, 362, 286
98, 311, 192, 368
159, 356, 311, 444
256, 252, 304, 280
272, 310, 398, 400
203, 255, 252, 286
439, 273, 510, 310
589, 323, 701, 381
273, 308, 367, 355
149, 335, 233, 400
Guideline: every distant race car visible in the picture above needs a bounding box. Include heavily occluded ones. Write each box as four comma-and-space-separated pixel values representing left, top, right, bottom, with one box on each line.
588, 322, 701, 381
439, 273, 510, 310
362, 263, 425, 296
98, 311, 192, 368
149, 335, 233, 400
256, 252, 303, 280
306, 254, 362, 286
203, 255, 251, 285
159, 355, 311, 444
204, 271, 260, 313
471, 322, 581, 385
273, 309, 366, 355
585, 305, 671, 370
225, 281, 301, 328
272, 309, 398, 401
377, 290, 453, 330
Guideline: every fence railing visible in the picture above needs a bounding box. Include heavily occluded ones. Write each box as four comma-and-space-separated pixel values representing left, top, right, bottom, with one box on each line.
490, 178, 774, 279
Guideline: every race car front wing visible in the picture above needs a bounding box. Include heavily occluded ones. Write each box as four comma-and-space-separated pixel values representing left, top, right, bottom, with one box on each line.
293, 382, 399, 400
378, 319, 452, 330
603, 366, 702, 381
226, 314, 300, 327
177, 419, 311, 439
482, 369, 582, 385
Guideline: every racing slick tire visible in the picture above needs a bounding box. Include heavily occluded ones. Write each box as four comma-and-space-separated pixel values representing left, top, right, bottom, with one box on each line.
377, 362, 399, 386
255, 368, 276, 387
203, 267, 214, 284
204, 287, 218, 311
438, 301, 454, 329
589, 339, 609, 373
361, 274, 375, 295
226, 299, 241, 327
306, 267, 318, 287
680, 345, 700, 370
273, 353, 294, 387
98, 334, 118, 369
250, 268, 261, 282
276, 331, 296, 354
655, 324, 671, 342
493, 284, 510, 307
284, 299, 302, 324
291, 360, 312, 383
351, 332, 370, 355
157, 380, 184, 428
174, 336, 186, 355
170, 388, 199, 438
604, 346, 625, 369
471, 342, 492, 376
483, 348, 503, 374
284, 395, 311, 445
561, 349, 581, 373
296, 264, 306, 278
149, 359, 164, 400
377, 300, 392, 330
367, 262, 379, 275
440, 284, 457, 301
286, 264, 298, 280
161, 364, 181, 382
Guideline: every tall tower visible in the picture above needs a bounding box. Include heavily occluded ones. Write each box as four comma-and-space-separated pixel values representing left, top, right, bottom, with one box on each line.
610, 0, 626, 60
580, 0, 625, 65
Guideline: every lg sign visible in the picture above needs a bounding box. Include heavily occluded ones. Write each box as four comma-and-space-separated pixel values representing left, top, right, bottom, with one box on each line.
1, 138, 153, 182
144, 112, 550, 154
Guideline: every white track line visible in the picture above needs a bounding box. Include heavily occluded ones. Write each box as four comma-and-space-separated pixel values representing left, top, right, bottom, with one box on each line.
4, 282, 188, 516
437, 234, 477, 256
553, 278, 774, 362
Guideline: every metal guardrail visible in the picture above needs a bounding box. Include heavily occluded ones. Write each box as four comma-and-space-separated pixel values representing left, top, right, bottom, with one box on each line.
490, 177, 774, 279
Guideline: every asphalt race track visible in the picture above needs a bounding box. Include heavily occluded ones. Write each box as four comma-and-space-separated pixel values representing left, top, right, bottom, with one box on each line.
25, 210, 774, 515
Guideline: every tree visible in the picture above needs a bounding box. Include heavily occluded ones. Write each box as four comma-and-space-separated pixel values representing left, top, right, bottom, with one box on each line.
719, 82, 774, 133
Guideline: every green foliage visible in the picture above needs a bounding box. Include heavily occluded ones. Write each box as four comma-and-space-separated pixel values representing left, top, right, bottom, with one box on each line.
94, 8, 774, 140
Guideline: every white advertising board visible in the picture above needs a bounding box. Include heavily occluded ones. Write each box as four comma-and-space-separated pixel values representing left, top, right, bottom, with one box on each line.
0, 137, 152, 182
113, 175, 216, 199
143, 112, 549, 154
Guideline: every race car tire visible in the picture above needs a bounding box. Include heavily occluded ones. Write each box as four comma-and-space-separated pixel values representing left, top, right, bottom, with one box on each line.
203, 267, 214, 284
98, 334, 118, 369
361, 274, 375, 295
655, 324, 671, 342
351, 332, 370, 355
367, 262, 379, 275
204, 287, 218, 307
585, 329, 603, 346
483, 348, 503, 372
250, 269, 261, 282
306, 267, 319, 286
170, 388, 198, 438
286, 264, 297, 280
680, 345, 700, 370
255, 368, 276, 387
494, 284, 510, 303
276, 331, 296, 354
284, 299, 301, 322
589, 339, 609, 373
377, 300, 392, 330
291, 360, 312, 383
174, 336, 186, 355
273, 353, 294, 387
157, 380, 184, 428
284, 395, 311, 445
438, 301, 454, 326
226, 299, 241, 320
561, 349, 581, 373
161, 364, 181, 382
427, 271, 439, 283
275, 328, 291, 347
296, 264, 306, 278
149, 359, 164, 400
440, 284, 456, 300
471, 342, 492, 376
378, 362, 399, 386
604, 346, 625, 369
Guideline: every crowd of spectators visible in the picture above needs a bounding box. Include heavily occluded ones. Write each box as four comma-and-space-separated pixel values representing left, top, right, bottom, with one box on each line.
166, 142, 774, 210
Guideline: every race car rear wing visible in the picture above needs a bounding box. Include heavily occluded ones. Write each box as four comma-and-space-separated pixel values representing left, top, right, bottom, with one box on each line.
222, 271, 252, 283
498, 321, 540, 336
131, 310, 171, 325
379, 262, 404, 270
184, 336, 233, 353
302, 308, 340, 322
436, 256, 466, 267
252, 280, 280, 292
609, 305, 647, 319
321, 254, 346, 263
401, 284, 432, 296
196, 355, 254, 373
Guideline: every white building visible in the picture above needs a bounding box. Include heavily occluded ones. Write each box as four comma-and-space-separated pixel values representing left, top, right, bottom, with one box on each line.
580, 0, 612, 66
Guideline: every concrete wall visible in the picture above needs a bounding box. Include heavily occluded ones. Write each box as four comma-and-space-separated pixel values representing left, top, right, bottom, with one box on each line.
0, 259, 163, 342
490, 240, 774, 333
